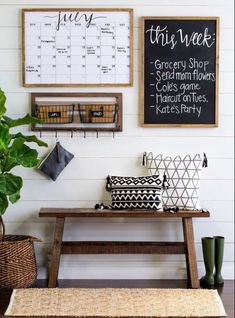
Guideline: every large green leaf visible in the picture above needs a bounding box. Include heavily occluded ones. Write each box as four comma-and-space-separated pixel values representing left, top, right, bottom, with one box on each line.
0, 173, 23, 195
4, 114, 43, 128
0, 89, 6, 119
8, 144, 40, 169
10, 133, 48, 147
9, 191, 21, 204
0, 123, 10, 151
0, 193, 8, 215
0, 157, 18, 172
2, 138, 44, 172
2, 136, 47, 171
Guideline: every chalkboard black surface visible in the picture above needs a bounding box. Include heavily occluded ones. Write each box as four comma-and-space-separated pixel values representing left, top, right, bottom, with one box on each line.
141, 17, 219, 127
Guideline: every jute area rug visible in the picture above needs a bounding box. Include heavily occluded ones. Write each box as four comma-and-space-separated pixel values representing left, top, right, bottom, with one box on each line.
5, 288, 226, 318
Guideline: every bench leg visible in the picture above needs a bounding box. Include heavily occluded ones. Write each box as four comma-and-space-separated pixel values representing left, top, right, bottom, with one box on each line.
182, 218, 200, 288
48, 217, 65, 288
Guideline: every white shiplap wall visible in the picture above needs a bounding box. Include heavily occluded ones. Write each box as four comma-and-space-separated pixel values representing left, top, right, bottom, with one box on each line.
0, 0, 234, 279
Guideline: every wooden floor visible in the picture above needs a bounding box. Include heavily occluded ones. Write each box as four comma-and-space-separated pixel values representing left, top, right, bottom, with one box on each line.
0, 280, 234, 317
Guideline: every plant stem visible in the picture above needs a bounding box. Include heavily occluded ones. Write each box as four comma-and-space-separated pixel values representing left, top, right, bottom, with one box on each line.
0, 215, 6, 240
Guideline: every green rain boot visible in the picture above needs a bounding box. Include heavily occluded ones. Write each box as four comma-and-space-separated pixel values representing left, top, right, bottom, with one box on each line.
200, 237, 215, 288
214, 236, 225, 286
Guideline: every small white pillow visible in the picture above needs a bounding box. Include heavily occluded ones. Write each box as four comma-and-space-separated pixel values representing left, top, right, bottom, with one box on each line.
144, 153, 207, 210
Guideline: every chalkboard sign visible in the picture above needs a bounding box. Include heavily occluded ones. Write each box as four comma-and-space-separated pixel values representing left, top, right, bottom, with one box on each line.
22, 9, 133, 87
141, 17, 219, 127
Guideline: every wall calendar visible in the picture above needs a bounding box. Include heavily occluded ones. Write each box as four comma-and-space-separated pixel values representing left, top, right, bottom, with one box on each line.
22, 9, 133, 87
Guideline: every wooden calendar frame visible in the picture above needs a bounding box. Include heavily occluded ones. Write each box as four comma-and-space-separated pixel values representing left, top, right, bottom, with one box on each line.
22, 8, 133, 87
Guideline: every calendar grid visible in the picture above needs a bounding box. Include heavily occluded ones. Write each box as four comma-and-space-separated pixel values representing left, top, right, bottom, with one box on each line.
39, 22, 42, 83
23, 9, 133, 87
99, 25, 101, 83
114, 23, 117, 84
69, 22, 72, 84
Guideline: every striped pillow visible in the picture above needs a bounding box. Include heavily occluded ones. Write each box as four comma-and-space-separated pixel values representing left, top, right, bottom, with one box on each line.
106, 175, 163, 210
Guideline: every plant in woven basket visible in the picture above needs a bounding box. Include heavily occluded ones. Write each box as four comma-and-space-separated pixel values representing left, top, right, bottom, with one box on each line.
0, 88, 47, 288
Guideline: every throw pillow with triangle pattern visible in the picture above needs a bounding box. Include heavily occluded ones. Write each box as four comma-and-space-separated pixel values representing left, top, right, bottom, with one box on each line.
144, 153, 208, 210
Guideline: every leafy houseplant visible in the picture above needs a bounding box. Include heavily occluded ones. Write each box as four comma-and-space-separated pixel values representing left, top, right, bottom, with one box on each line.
0, 88, 47, 288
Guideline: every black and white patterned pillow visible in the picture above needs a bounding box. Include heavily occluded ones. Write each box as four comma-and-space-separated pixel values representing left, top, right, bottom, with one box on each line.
144, 152, 207, 210
106, 175, 163, 210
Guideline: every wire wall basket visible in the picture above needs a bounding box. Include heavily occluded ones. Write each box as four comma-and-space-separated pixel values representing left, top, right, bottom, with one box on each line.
31, 93, 123, 133
78, 103, 117, 124
36, 104, 75, 124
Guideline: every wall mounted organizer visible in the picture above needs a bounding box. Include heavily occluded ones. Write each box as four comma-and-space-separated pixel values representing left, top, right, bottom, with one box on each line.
31, 93, 122, 134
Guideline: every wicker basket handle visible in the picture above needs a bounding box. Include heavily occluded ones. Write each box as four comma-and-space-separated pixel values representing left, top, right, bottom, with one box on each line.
0, 216, 42, 243
0, 216, 6, 241
29, 236, 43, 243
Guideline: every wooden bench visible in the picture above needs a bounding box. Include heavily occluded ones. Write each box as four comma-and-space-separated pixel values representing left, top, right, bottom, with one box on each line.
39, 208, 210, 289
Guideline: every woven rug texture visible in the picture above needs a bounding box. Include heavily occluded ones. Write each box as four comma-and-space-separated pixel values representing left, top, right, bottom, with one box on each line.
5, 288, 227, 317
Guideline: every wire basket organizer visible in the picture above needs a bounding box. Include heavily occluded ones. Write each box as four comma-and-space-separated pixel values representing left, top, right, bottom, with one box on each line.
78, 103, 117, 124
31, 93, 123, 133
36, 104, 75, 124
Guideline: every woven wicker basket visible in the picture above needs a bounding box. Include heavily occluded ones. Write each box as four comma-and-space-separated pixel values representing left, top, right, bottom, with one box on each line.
0, 235, 39, 289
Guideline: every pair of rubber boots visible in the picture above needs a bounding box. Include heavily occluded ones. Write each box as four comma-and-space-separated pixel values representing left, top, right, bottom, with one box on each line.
200, 236, 224, 288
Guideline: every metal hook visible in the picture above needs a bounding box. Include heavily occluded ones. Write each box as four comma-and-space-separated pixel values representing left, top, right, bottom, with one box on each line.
71, 130, 74, 138
55, 130, 58, 141
84, 130, 86, 138
113, 130, 115, 138
96, 130, 99, 138
39, 130, 42, 138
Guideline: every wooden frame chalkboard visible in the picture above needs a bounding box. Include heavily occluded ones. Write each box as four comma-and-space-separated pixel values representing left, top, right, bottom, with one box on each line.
141, 17, 219, 127
22, 8, 133, 87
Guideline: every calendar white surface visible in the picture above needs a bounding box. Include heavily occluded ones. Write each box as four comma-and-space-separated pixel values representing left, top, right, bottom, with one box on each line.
23, 9, 133, 86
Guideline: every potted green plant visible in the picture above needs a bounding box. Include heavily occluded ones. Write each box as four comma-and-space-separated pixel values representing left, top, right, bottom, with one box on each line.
0, 88, 48, 288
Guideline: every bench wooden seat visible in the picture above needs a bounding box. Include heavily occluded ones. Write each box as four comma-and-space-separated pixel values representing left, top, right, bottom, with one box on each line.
39, 208, 210, 289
